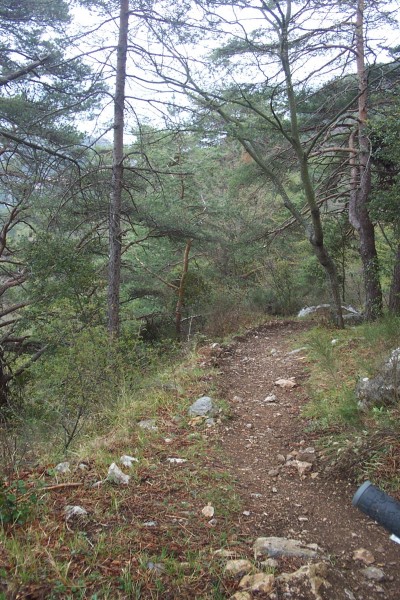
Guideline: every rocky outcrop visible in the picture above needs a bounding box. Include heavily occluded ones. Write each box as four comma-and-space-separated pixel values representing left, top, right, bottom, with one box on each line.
297, 304, 363, 325
356, 348, 400, 410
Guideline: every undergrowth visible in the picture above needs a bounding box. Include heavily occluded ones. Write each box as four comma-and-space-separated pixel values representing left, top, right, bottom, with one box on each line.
302, 314, 400, 493
0, 331, 246, 599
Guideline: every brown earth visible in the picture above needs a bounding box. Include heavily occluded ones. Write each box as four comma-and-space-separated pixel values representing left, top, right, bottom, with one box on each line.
212, 320, 400, 599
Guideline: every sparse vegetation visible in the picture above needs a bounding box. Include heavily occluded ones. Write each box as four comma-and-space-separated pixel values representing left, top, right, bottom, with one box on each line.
302, 315, 400, 493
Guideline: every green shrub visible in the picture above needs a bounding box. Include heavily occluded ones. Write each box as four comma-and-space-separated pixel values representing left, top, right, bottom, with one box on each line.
0, 479, 38, 526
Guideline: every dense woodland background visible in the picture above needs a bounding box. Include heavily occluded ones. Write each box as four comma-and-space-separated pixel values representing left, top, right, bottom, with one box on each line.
1, 0, 400, 455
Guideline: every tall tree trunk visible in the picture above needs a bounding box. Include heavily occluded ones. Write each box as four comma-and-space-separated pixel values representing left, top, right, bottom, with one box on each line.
175, 239, 192, 339
349, 0, 383, 320
108, 0, 129, 338
389, 242, 400, 314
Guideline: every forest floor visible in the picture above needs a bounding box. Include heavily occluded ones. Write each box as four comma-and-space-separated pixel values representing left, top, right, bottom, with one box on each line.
2, 319, 400, 599
212, 319, 400, 599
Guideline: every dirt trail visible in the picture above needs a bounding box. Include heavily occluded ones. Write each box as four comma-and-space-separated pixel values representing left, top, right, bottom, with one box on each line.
214, 320, 400, 599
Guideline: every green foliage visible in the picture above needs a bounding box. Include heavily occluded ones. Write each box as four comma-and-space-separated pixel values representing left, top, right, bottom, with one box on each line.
0, 479, 38, 526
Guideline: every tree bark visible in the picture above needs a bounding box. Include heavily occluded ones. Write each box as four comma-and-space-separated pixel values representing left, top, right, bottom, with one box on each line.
175, 240, 192, 339
108, 0, 129, 338
389, 242, 400, 314
349, 0, 383, 320
279, 4, 344, 327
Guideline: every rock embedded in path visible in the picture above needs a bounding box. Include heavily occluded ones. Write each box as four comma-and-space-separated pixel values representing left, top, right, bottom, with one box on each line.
254, 537, 321, 560
274, 378, 297, 389
264, 394, 277, 403
188, 396, 217, 417
285, 459, 313, 477
239, 572, 275, 594
353, 548, 375, 565
224, 559, 253, 578
277, 562, 330, 600
361, 566, 385, 581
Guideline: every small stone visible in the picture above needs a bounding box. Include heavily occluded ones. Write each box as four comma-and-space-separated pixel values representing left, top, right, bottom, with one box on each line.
239, 572, 275, 593
64, 505, 87, 520
245, 423, 253, 429
188, 396, 217, 416
344, 589, 356, 600
106, 463, 130, 485
254, 537, 320, 560
147, 562, 165, 574
55, 462, 70, 474
137, 419, 158, 431
120, 455, 139, 467
285, 459, 313, 477
201, 503, 215, 518
233, 396, 243, 402
143, 521, 157, 527
166, 457, 187, 464
229, 592, 252, 600
277, 454, 286, 464
264, 394, 277, 403
242, 510, 251, 516
353, 548, 375, 565
224, 559, 253, 578
361, 566, 385, 581
271, 487, 278, 493
274, 378, 296, 389
78, 463, 89, 471
268, 469, 280, 477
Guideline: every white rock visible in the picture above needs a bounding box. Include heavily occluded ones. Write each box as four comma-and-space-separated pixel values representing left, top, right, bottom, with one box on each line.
166, 457, 187, 464
224, 559, 253, 578
254, 537, 321, 560
287, 347, 308, 355
264, 394, 277, 403
120, 455, 139, 467
55, 462, 70, 474
65, 505, 87, 520
188, 396, 216, 416
137, 419, 158, 430
274, 378, 296, 389
106, 463, 130, 485
201, 503, 215, 518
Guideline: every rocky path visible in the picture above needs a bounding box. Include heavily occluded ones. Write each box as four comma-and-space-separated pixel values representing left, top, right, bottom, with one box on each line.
213, 320, 400, 599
